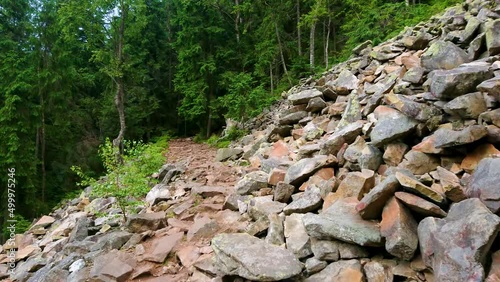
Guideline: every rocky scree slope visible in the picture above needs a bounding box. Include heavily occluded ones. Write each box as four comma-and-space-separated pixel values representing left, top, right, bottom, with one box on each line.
3, 0, 500, 281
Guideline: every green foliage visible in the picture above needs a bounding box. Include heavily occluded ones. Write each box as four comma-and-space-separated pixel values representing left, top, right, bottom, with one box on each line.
72, 136, 168, 220
2, 214, 32, 240
339, 0, 463, 59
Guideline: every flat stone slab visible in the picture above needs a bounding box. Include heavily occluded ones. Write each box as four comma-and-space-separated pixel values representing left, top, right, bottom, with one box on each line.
303, 198, 383, 247
212, 233, 303, 281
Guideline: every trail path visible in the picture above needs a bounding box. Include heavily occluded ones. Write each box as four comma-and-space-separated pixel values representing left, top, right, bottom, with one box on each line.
133, 138, 247, 281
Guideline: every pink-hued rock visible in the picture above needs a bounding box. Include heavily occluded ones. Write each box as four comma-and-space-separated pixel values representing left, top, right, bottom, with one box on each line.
380, 197, 418, 260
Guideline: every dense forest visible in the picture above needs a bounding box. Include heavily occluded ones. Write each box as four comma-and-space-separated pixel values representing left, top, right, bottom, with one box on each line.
0, 0, 461, 239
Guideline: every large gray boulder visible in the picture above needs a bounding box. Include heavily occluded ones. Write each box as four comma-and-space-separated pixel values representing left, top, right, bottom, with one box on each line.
211, 233, 303, 281
426, 62, 493, 99
303, 198, 383, 247
418, 199, 500, 281
466, 158, 500, 214
215, 148, 243, 162
421, 40, 469, 71
319, 120, 364, 155
284, 155, 335, 186
288, 89, 323, 105
370, 106, 418, 147
125, 211, 167, 233
235, 171, 269, 195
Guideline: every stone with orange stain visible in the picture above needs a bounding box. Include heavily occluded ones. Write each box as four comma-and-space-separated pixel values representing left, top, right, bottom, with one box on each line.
383, 142, 409, 166
486, 250, 500, 282
268, 168, 287, 186
269, 140, 290, 159
436, 166, 467, 202
395, 191, 447, 218
304, 259, 364, 282
336, 169, 376, 200
412, 135, 444, 154
380, 197, 418, 261
461, 143, 500, 172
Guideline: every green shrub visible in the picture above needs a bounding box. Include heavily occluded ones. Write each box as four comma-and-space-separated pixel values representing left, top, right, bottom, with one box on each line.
2, 214, 32, 240
72, 135, 169, 221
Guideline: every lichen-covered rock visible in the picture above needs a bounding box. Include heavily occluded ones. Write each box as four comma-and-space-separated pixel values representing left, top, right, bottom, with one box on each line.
421, 40, 469, 71
418, 199, 500, 281
443, 92, 487, 119
212, 233, 303, 281
427, 62, 493, 99
485, 19, 500, 55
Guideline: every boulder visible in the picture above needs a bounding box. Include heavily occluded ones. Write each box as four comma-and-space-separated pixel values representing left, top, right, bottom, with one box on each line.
320, 120, 364, 155
384, 93, 442, 122
236, 171, 269, 195
265, 213, 285, 246
304, 259, 364, 282
279, 111, 308, 125
288, 89, 323, 105
284, 213, 312, 258
306, 97, 328, 113
303, 198, 383, 247
485, 19, 500, 55
395, 172, 445, 204
364, 261, 393, 282
380, 197, 419, 261
215, 148, 243, 162
421, 40, 469, 71
383, 142, 409, 167
357, 175, 400, 220
274, 181, 295, 203
334, 70, 359, 94
418, 199, 500, 281
436, 166, 467, 202
212, 233, 303, 281
125, 212, 167, 233
90, 250, 136, 282
284, 155, 335, 186
433, 125, 487, 148
344, 137, 382, 171
145, 184, 171, 206
443, 92, 487, 119
335, 169, 375, 201
427, 62, 493, 99
395, 191, 447, 217
370, 106, 418, 147
477, 77, 500, 102
143, 232, 183, 263
305, 257, 327, 274
466, 158, 500, 214
283, 186, 322, 215
398, 150, 440, 175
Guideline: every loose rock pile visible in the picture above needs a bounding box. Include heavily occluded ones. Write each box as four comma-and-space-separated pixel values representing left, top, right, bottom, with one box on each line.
1, 0, 500, 281
215, 0, 500, 280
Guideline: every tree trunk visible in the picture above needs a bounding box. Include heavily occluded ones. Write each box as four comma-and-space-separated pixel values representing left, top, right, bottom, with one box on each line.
274, 21, 292, 86
40, 90, 46, 204
297, 0, 302, 56
309, 22, 316, 71
113, 1, 127, 160
405, 0, 410, 6
325, 17, 331, 69
270, 62, 274, 95
235, 0, 240, 44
